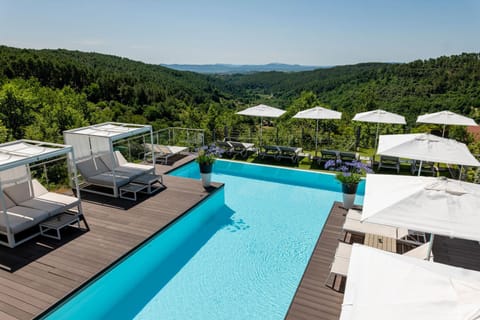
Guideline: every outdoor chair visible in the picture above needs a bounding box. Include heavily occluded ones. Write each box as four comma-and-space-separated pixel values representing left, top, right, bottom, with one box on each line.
318, 149, 338, 165
277, 146, 303, 163
339, 151, 358, 162
410, 160, 437, 176
76, 157, 130, 192
100, 151, 152, 179
215, 141, 234, 157
342, 209, 409, 241
0, 192, 49, 236
145, 144, 188, 164
228, 141, 256, 159
4, 180, 80, 217
259, 145, 280, 160
377, 155, 400, 173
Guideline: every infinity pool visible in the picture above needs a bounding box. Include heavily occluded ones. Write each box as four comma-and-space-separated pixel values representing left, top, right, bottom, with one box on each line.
45, 160, 364, 319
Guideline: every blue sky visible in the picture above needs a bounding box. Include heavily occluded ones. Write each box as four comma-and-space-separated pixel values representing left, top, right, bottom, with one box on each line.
1, 0, 479, 65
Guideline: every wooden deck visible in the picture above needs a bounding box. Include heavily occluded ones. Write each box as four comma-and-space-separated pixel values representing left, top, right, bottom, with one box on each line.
286, 202, 480, 320
285, 202, 347, 320
0, 155, 224, 320
1, 153, 480, 320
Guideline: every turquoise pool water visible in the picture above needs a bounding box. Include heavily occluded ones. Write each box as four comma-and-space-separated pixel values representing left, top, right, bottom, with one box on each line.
45, 160, 364, 320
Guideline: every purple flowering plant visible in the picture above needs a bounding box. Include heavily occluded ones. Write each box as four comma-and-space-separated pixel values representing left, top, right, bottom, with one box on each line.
324, 159, 373, 184
196, 144, 225, 165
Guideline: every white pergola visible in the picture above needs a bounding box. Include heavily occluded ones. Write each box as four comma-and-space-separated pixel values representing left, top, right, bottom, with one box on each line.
63, 122, 155, 197
0, 140, 82, 247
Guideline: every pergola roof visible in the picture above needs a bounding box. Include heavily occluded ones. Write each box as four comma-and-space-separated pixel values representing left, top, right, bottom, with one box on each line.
64, 122, 151, 141
0, 140, 72, 171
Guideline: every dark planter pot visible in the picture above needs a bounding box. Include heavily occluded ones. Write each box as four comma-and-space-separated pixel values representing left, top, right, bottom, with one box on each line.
341, 183, 358, 194
199, 163, 213, 174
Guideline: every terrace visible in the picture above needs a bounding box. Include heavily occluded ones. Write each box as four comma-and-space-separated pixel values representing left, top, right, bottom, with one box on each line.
0, 126, 479, 319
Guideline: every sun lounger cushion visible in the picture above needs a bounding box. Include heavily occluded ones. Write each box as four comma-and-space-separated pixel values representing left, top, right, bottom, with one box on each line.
76, 157, 110, 178
113, 151, 154, 173
3, 181, 34, 205
86, 172, 130, 188
4, 180, 77, 216
0, 205, 49, 233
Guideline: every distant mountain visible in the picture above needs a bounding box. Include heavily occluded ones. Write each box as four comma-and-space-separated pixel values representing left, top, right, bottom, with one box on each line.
161, 63, 326, 74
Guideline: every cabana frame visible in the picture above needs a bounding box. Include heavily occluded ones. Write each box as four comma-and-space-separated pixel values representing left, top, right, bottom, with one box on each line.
0, 139, 84, 248
64, 122, 156, 198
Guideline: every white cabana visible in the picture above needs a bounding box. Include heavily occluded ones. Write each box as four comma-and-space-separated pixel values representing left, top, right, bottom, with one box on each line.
64, 122, 155, 197
293, 106, 342, 157
417, 110, 478, 137
340, 244, 480, 320
377, 133, 480, 175
352, 109, 406, 150
0, 140, 83, 248
236, 104, 286, 145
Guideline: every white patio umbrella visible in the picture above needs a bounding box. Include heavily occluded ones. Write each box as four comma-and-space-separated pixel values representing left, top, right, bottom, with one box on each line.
352, 109, 406, 151
293, 106, 342, 157
377, 133, 480, 176
416, 110, 478, 137
236, 104, 286, 145
340, 244, 480, 320
361, 173, 480, 259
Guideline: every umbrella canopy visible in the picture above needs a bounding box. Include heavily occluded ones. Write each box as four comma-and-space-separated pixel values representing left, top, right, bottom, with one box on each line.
352, 109, 406, 124
417, 110, 478, 137
236, 104, 286, 145
340, 244, 480, 320
293, 106, 342, 157
236, 104, 286, 118
352, 109, 406, 151
377, 133, 480, 168
361, 174, 480, 242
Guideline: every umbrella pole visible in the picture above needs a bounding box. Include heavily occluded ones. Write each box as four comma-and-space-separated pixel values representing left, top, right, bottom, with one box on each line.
260, 117, 263, 146
427, 234, 435, 261
418, 160, 423, 176
442, 124, 446, 137
315, 119, 319, 158
373, 122, 380, 162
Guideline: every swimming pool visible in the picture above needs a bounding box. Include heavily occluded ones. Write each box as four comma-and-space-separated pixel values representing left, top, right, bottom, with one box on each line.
44, 160, 364, 319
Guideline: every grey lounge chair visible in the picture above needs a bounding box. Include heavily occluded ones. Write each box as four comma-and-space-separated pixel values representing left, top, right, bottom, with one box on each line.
76, 157, 130, 196
145, 144, 188, 164
277, 146, 303, 163
0, 193, 49, 236
318, 150, 338, 165
229, 141, 256, 158
377, 155, 400, 173
259, 145, 280, 160
101, 151, 154, 178
339, 151, 358, 162
215, 141, 234, 157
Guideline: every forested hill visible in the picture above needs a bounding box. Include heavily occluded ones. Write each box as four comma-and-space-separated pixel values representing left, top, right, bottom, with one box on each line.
223, 54, 480, 123
0, 45, 226, 106
0, 45, 479, 147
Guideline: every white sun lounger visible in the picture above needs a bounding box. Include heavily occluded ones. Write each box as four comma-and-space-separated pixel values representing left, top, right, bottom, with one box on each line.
100, 151, 154, 179
343, 209, 409, 240
76, 157, 130, 197
0, 193, 49, 234
4, 180, 81, 217
326, 242, 432, 291
146, 144, 188, 164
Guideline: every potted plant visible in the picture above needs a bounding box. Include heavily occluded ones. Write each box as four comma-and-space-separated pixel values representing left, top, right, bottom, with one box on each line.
196, 144, 222, 188
324, 159, 372, 209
